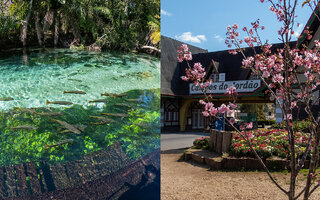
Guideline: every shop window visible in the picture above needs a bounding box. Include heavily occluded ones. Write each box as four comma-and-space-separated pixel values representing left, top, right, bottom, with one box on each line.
164, 102, 179, 126
210, 74, 219, 82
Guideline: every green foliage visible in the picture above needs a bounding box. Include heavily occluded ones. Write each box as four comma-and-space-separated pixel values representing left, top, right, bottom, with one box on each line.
70, 44, 85, 50
112, 108, 160, 160
240, 104, 266, 121
193, 136, 210, 149
0, 88, 160, 166
271, 120, 312, 132
0, 0, 160, 51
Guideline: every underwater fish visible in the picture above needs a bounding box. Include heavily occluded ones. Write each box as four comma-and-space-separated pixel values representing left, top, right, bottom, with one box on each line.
101, 92, 128, 97
90, 121, 113, 125
88, 99, 108, 103
73, 124, 87, 132
125, 99, 143, 102
59, 124, 87, 133
100, 113, 128, 120
45, 139, 74, 149
50, 119, 81, 134
63, 90, 86, 94
67, 78, 82, 82
10, 125, 37, 130
0, 97, 14, 101
36, 112, 63, 116
114, 103, 133, 108
13, 107, 37, 115
46, 100, 73, 105
89, 116, 116, 122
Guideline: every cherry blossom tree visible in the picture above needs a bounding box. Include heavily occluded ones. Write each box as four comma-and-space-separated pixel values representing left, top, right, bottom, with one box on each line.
179, 0, 320, 199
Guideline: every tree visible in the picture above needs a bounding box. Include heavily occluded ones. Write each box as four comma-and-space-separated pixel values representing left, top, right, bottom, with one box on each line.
240, 104, 266, 121
179, 0, 320, 199
3, 0, 160, 51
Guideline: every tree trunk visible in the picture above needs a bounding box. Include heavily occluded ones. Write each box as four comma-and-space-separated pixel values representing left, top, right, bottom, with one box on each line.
20, 0, 33, 47
43, 10, 54, 32
54, 9, 59, 47
68, 14, 81, 46
35, 11, 42, 46
303, 127, 320, 200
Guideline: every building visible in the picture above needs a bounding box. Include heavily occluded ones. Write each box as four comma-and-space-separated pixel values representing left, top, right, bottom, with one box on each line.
161, 36, 297, 132
161, 4, 320, 132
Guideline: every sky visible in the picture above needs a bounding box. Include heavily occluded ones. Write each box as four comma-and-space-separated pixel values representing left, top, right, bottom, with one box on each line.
161, 0, 314, 52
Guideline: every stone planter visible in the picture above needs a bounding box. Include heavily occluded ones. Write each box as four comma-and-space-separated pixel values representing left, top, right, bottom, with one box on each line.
205, 157, 222, 170
209, 129, 233, 154
191, 154, 205, 164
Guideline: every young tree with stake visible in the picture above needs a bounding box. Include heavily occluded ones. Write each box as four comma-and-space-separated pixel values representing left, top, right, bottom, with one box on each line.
179, 0, 320, 199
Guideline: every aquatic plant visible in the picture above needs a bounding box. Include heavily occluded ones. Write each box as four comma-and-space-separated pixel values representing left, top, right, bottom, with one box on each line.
113, 108, 160, 160
0, 88, 160, 166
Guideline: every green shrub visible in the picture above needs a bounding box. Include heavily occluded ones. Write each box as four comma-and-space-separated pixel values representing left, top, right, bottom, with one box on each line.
193, 136, 210, 149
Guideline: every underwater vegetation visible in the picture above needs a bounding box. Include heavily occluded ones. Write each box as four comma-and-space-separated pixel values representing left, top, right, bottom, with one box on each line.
0, 49, 160, 167
0, 89, 160, 166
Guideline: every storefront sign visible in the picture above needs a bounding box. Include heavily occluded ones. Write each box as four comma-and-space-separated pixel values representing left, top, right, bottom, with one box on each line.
189, 80, 261, 94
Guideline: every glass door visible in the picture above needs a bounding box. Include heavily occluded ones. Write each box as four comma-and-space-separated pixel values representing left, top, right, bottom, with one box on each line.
192, 109, 204, 129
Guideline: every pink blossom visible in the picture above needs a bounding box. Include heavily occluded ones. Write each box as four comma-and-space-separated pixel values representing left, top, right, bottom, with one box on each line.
229, 49, 238, 55
202, 111, 209, 117
229, 102, 237, 109
304, 71, 310, 79
199, 100, 206, 105
272, 74, 284, 83
229, 118, 235, 125
177, 55, 184, 62
205, 102, 214, 111
242, 56, 254, 67
246, 122, 253, 129
269, 83, 275, 88
227, 109, 234, 116
218, 104, 228, 114
209, 107, 218, 116
181, 76, 189, 81
263, 70, 270, 78
315, 40, 320, 48
244, 36, 252, 44
247, 132, 254, 139
181, 44, 188, 52
286, 114, 292, 120
310, 173, 314, 179
225, 85, 237, 95
185, 52, 192, 60
232, 23, 239, 30
290, 101, 297, 109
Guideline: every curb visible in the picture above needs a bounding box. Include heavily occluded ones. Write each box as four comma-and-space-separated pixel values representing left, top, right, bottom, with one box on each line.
184, 149, 311, 171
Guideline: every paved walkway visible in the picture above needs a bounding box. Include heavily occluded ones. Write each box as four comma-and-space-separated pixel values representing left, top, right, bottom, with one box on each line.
161, 131, 209, 151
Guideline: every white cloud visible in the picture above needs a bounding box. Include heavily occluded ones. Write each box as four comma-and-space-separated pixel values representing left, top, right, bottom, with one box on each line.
292, 23, 304, 38
175, 32, 207, 43
213, 34, 224, 43
161, 9, 172, 16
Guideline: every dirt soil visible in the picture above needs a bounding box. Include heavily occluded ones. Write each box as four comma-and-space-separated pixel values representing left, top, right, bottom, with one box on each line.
161, 150, 320, 200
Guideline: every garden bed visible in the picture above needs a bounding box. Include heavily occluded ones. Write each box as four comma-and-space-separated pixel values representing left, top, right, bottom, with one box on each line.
189, 128, 318, 171
230, 128, 314, 159
185, 148, 311, 171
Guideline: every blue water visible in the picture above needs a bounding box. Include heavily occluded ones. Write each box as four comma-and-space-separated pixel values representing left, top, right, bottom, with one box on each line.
0, 48, 160, 165
0, 48, 160, 110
